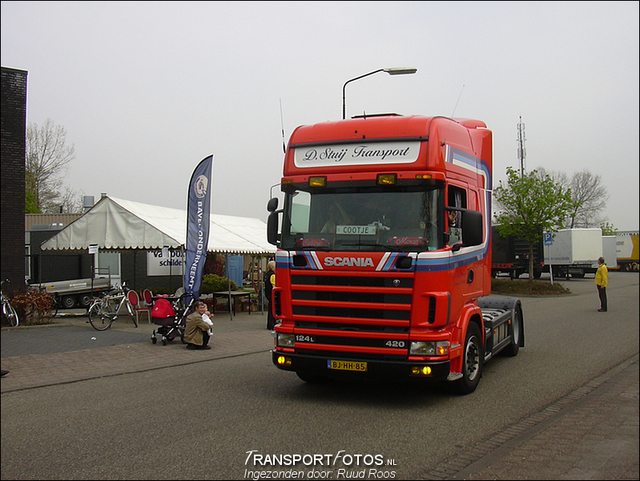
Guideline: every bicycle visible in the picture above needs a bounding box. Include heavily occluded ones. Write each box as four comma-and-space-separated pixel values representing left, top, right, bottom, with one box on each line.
87, 282, 137, 331
1, 279, 19, 327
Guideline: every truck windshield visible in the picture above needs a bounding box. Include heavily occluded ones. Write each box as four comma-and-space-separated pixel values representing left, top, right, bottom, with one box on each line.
281, 187, 443, 252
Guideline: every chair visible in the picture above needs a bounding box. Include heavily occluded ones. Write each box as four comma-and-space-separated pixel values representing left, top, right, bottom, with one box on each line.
127, 290, 151, 324
143, 289, 154, 307
138, 290, 149, 311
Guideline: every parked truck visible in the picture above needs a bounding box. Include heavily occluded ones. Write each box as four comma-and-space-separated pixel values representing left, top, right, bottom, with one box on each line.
543, 228, 602, 278
613, 231, 639, 271
266, 114, 524, 394
602, 235, 618, 270
31, 277, 112, 309
491, 226, 544, 279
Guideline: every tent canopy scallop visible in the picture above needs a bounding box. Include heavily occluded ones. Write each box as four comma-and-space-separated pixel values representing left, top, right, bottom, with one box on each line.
40, 196, 275, 255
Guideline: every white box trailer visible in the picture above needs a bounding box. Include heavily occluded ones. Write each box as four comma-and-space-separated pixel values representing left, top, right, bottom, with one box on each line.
543, 228, 603, 278
602, 236, 618, 269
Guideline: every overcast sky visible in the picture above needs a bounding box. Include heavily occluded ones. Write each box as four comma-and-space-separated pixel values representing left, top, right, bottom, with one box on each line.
2, 1, 638, 231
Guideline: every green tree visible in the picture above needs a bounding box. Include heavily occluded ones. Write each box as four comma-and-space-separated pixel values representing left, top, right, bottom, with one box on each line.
600, 222, 618, 236
494, 166, 574, 281
25, 171, 40, 213
26, 119, 76, 213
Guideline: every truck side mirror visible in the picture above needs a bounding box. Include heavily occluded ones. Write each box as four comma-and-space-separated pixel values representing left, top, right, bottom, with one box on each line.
461, 209, 483, 247
267, 210, 282, 246
267, 198, 279, 213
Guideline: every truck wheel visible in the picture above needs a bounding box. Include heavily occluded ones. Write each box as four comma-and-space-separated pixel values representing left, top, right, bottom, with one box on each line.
61, 295, 76, 309
79, 294, 92, 308
502, 304, 523, 357
453, 322, 483, 395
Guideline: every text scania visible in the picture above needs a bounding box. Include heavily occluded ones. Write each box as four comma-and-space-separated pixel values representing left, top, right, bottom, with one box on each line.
324, 257, 375, 268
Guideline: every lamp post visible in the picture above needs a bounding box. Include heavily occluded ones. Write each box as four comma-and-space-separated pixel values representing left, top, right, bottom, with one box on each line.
342, 67, 417, 119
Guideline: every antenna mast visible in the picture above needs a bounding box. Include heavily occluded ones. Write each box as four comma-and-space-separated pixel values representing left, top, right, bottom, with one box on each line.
279, 98, 286, 154
516, 116, 526, 177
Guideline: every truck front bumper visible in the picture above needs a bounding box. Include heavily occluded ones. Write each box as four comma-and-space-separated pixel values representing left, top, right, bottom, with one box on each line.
271, 350, 451, 381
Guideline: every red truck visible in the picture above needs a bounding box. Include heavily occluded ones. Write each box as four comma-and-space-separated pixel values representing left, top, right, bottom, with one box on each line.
266, 114, 524, 394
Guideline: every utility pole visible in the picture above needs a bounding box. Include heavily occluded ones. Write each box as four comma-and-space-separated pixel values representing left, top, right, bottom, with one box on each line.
516, 116, 526, 178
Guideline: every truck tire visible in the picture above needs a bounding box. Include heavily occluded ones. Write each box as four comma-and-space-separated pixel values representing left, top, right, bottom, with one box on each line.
502, 304, 523, 357
452, 322, 483, 395
79, 294, 92, 308
61, 295, 76, 309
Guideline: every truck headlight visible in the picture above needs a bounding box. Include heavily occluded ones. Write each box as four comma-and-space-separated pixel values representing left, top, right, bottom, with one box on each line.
277, 333, 295, 348
410, 340, 450, 356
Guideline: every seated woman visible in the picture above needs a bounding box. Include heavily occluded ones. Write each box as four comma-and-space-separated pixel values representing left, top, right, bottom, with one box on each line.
184, 301, 214, 350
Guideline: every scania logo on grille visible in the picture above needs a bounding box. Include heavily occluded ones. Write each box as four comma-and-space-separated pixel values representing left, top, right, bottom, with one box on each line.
323, 256, 375, 268
393, 279, 401, 287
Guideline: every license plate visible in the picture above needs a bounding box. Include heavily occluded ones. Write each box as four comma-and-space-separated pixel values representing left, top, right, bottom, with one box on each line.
327, 360, 367, 372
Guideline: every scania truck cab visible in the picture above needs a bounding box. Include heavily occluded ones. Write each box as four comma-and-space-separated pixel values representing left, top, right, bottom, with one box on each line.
267, 114, 523, 394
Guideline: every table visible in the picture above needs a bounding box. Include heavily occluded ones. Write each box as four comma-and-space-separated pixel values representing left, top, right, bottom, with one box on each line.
212, 291, 252, 316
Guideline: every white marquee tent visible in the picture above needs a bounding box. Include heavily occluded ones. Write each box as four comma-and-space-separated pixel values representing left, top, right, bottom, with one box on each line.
41, 195, 275, 255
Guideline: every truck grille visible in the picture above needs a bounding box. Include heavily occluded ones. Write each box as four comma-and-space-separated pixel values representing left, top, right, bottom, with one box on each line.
295, 321, 408, 333
290, 273, 413, 324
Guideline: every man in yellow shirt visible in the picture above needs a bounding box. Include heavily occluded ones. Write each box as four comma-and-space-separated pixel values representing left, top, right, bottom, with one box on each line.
595, 257, 608, 312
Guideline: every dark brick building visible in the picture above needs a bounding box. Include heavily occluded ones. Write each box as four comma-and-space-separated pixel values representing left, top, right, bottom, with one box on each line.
1, 66, 28, 296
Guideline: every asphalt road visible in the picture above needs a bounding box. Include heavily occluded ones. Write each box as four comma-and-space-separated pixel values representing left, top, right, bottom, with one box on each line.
1, 273, 638, 480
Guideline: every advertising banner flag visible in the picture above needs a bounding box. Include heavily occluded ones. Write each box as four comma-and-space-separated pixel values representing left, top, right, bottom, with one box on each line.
184, 155, 213, 300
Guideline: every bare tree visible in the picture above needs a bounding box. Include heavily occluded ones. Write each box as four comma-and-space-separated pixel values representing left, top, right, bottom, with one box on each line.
567, 170, 608, 228
537, 168, 608, 228
58, 186, 85, 213
26, 119, 76, 213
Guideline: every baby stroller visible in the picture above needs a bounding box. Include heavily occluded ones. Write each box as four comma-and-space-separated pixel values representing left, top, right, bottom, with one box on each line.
151, 292, 194, 345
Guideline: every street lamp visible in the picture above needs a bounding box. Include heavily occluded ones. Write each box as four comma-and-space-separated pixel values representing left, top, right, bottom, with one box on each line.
342, 67, 417, 119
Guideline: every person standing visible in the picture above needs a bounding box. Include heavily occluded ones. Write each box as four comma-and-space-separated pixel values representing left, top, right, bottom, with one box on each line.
264, 260, 276, 330
595, 256, 608, 312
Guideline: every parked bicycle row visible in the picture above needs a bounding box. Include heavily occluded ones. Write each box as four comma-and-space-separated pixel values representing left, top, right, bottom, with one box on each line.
2, 280, 199, 343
